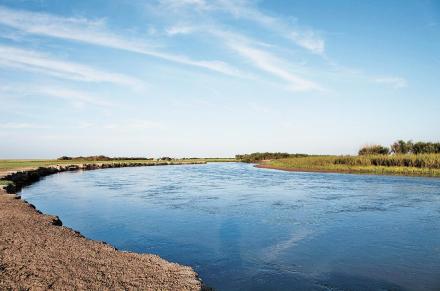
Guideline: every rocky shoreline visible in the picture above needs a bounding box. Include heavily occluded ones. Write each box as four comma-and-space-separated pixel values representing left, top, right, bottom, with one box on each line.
0, 162, 208, 290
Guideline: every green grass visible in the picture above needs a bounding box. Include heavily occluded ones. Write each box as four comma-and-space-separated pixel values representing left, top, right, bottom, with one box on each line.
0, 158, 236, 172
262, 154, 440, 177
0, 159, 153, 172
0, 179, 12, 186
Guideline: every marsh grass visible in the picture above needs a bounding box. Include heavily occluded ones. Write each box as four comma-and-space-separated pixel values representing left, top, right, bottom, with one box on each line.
265, 154, 440, 177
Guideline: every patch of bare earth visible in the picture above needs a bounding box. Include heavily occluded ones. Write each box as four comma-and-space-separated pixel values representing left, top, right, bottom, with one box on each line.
0, 188, 204, 290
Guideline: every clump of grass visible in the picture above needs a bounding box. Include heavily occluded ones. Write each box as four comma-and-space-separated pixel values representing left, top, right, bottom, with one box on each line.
0, 179, 13, 187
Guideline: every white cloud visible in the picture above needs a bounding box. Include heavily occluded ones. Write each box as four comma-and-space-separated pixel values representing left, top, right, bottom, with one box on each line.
228, 42, 322, 92
0, 45, 140, 86
0, 84, 113, 108
290, 30, 325, 55
0, 122, 50, 129
0, 5, 243, 77
103, 120, 165, 130
38, 87, 113, 108
159, 0, 208, 10
158, 0, 325, 55
374, 76, 408, 89
166, 25, 194, 35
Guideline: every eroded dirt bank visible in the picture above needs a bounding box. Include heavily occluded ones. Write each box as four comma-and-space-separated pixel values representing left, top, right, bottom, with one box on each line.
0, 163, 207, 290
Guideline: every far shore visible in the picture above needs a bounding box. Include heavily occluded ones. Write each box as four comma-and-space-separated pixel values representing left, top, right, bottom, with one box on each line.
247, 153, 440, 178
255, 163, 440, 178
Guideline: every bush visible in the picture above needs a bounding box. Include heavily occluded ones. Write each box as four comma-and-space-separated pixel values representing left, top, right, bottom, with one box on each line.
158, 157, 173, 161
57, 156, 72, 160
391, 140, 413, 154
412, 142, 440, 154
236, 152, 308, 163
358, 145, 390, 155
390, 140, 440, 154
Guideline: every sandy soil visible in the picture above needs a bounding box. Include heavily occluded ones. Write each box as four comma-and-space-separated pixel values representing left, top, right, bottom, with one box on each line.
0, 167, 206, 291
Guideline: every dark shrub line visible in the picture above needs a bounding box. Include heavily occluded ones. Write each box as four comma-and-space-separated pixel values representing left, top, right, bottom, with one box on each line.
236, 152, 308, 163
359, 140, 440, 156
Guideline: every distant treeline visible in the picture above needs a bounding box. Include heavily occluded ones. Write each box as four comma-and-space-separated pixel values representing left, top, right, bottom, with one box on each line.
56, 156, 234, 162
236, 152, 308, 163
57, 156, 155, 161
359, 140, 440, 156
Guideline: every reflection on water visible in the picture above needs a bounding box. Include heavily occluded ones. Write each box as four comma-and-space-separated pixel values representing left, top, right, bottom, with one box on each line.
20, 163, 440, 290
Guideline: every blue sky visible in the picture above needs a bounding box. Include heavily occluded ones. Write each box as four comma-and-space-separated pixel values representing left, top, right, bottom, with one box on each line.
0, 0, 439, 158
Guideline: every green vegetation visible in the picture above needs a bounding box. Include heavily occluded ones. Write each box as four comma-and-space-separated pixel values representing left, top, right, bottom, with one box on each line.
57, 155, 154, 161
236, 142, 440, 177
261, 153, 440, 177
236, 152, 308, 163
245, 140, 440, 177
0, 157, 235, 173
0, 179, 12, 186
359, 140, 440, 156
358, 145, 390, 155
411, 141, 440, 154
0, 159, 156, 172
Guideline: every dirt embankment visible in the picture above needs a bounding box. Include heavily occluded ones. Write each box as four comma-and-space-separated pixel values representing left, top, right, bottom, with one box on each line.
0, 163, 208, 290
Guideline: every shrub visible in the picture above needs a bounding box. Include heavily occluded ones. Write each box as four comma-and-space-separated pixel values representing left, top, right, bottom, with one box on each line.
236, 152, 308, 163
358, 145, 390, 155
412, 142, 440, 154
57, 156, 72, 160
158, 157, 173, 161
391, 140, 413, 154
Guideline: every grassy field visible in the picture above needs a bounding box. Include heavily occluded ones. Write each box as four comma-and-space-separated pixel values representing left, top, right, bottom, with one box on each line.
0, 158, 235, 172
260, 154, 440, 177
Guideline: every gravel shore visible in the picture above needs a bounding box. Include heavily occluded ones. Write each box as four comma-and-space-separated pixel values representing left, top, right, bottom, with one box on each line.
0, 165, 206, 290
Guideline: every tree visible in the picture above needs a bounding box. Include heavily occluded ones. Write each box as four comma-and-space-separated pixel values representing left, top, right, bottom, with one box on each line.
391, 140, 413, 154
412, 142, 439, 154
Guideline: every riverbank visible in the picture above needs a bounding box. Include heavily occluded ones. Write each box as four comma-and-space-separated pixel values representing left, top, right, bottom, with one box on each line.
256, 154, 440, 177
0, 158, 235, 175
0, 161, 208, 290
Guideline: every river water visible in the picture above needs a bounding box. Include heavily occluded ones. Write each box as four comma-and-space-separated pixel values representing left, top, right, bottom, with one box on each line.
20, 162, 440, 290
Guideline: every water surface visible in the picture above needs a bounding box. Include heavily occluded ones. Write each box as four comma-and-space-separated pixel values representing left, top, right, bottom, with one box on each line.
20, 163, 440, 290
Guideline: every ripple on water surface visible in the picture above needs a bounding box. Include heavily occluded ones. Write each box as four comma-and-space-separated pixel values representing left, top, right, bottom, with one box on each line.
20, 163, 440, 291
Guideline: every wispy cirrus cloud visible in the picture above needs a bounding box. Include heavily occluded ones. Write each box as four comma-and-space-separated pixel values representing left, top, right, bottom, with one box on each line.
0, 5, 243, 77
0, 45, 140, 87
374, 76, 408, 89
228, 42, 322, 92
0, 84, 113, 108
38, 87, 114, 108
104, 120, 165, 130
157, 0, 325, 55
166, 24, 194, 36
0, 122, 51, 129
202, 29, 322, 92
151, 1, 325, 91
